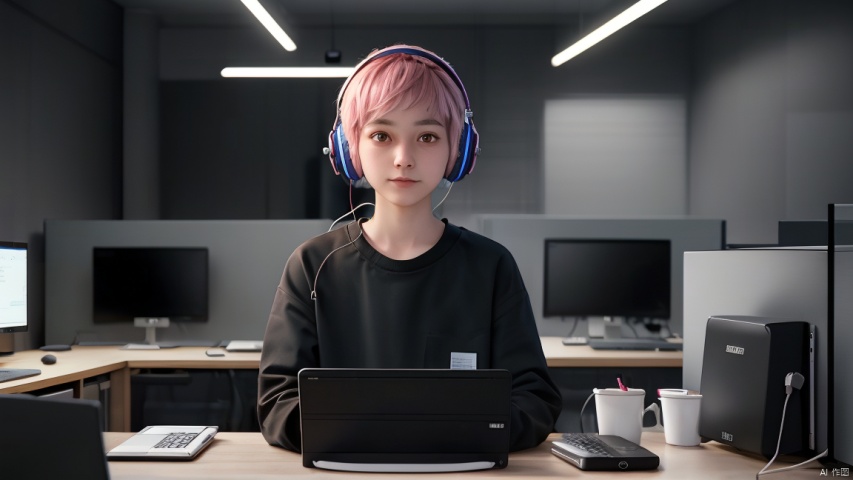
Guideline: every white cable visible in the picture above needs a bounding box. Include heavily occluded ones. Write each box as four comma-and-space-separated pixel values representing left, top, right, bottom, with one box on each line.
311, 230, 362, 300
756, 393, 791, 479
756, 372, 821, 479
328, 202, 374, 232
432, 181, 454, 213
757, 449, 828, 478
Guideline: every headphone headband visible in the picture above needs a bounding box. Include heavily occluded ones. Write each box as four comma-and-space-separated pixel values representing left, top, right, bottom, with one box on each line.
326, 45, 479, 185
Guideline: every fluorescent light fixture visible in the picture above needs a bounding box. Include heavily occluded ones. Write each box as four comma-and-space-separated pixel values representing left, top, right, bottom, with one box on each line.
241, 0, 297, 52
221, 67, 355, 78
551, 0, 667, 66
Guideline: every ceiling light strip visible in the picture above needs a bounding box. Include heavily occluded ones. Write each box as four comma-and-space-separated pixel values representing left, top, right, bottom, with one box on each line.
241, 0, 297, 52
221, 67, 355, 78
551, 0, 667, 67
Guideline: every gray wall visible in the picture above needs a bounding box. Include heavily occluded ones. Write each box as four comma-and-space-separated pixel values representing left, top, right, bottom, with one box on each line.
155, 24, 692, 229
690, 0, 853, 244
476, 215, 725, 338
0, 0, 122, 349
44, 219, 330, 345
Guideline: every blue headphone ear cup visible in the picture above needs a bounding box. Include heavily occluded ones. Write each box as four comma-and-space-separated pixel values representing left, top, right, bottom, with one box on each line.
329, 121, 361, 182
445, 120, 479, 183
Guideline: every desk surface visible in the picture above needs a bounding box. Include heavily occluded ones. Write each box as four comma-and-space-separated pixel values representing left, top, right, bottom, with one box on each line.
102, 431, 818, 479
0, 337, 682, 393
539, 337, 681, 368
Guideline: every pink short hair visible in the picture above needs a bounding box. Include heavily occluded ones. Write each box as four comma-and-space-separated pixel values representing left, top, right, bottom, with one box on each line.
338, 45, 465, 177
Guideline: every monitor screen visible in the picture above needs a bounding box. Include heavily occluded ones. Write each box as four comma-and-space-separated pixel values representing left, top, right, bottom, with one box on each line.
0, 241, 27, 333
92, 247, 209, 323
543, 239, 671, 319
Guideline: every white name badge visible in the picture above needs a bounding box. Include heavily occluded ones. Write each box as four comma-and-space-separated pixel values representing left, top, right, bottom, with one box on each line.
450, 352, 477, 370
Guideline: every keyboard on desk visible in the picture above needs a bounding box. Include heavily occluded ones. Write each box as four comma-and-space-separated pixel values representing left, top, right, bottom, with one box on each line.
551, 433, 659, 471
154, 432, 199, 449
587, 338, 682, 351
0, 369, 42, 383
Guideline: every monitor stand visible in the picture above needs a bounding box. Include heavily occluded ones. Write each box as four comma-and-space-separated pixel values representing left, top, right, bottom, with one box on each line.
587, 316, 624, 340
133, 317, 171, 345
586, 317, 680, 351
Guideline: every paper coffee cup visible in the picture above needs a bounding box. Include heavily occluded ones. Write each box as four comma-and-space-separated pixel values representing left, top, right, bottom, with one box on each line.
659, 391, 702, 446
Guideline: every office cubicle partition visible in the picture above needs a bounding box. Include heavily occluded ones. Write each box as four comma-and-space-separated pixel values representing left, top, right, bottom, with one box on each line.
830, 204, 853, 466
683, 247, 842, 458
44, 220, 330, 346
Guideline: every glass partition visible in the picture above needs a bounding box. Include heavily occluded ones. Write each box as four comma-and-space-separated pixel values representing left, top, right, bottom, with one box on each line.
830, 204, 853, 466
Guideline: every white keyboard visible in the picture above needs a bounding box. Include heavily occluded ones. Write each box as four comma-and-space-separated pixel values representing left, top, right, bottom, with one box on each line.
122, 343, 160, 350
225, 340, 263, 352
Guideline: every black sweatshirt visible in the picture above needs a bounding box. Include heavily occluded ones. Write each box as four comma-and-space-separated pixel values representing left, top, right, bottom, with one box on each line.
258, 219, 562, 452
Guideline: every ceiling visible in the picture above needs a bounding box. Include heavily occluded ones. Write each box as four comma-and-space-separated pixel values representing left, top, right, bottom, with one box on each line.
111, 0, 741, 29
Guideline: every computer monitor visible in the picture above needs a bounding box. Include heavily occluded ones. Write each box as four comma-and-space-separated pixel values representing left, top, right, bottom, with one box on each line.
92, 247, 209, 344
543, 239, 671, 334
1, 241, 36, 380
0, 241, 27, 336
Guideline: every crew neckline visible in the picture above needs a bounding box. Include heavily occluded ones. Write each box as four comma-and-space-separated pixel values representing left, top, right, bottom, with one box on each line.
345, 218, 461, 272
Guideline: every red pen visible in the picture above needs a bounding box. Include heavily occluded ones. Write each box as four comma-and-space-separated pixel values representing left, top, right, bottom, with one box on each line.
617, 377, 628, 391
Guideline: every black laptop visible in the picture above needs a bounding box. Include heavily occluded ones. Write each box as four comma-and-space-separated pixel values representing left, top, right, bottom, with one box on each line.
298, 368, 511, 472
0, 394, 110, 479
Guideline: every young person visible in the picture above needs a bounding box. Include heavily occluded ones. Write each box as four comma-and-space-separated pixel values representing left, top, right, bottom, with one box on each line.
257, 45, 561, 453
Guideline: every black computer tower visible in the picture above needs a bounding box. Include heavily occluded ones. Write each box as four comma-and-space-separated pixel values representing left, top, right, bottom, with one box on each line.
699, 315, 810, 458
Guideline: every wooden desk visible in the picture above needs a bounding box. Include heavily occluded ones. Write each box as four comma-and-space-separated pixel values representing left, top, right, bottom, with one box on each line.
102, 431, 819, 479
1, 339, 681, 431
539, 337, 682, 368
0, 346, 260, 431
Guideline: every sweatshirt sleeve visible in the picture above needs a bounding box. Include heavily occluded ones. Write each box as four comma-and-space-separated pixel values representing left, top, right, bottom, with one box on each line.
491, 253, 563, 451
257, 251, 318, 452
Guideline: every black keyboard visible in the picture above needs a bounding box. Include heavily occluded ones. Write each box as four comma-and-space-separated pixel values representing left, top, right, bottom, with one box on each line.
587, 338, 682, 351
154, 432, 199, 449
551, 433, 660, 471
0, 369, 41, 383
556, 433, 614, 457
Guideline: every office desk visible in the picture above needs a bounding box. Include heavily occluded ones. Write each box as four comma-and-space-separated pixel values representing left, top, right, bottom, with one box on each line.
102, 431, 818, 479
1, 339, 681, 431
0, 346, 260, 431
539, 337, 682, 368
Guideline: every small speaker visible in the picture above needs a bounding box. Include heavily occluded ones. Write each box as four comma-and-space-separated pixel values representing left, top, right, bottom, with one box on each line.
699, 315, 810, 458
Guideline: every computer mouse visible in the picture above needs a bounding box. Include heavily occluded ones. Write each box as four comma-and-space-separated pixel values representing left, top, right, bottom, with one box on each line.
41, 354, 57, 365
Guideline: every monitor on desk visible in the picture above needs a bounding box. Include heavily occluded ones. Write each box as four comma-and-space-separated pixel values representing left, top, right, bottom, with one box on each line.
92, 247, 209, 345
0, 241, 42, 383
543, 239, 671, 345
0, 241, 27, 337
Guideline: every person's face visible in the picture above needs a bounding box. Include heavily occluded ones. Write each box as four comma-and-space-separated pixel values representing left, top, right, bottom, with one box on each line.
358, 102, 451, 209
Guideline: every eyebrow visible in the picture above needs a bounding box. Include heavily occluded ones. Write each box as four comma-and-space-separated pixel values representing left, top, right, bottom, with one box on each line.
367, 118, 444, 127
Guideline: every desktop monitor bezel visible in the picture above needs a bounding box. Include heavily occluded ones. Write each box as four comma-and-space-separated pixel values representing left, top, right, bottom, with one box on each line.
542, 238, 672, 320
0, 241, 28, 334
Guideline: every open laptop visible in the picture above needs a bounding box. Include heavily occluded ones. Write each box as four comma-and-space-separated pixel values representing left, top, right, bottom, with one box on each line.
0, 394, 110, 479
298, 368, 511, 472
107, 425, 218, 460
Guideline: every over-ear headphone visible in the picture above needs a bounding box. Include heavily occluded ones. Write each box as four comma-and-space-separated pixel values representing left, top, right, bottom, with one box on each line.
325, 46, 479, 186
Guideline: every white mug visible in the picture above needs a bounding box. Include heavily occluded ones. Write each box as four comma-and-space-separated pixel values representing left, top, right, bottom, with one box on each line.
593, 388, 661, 445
